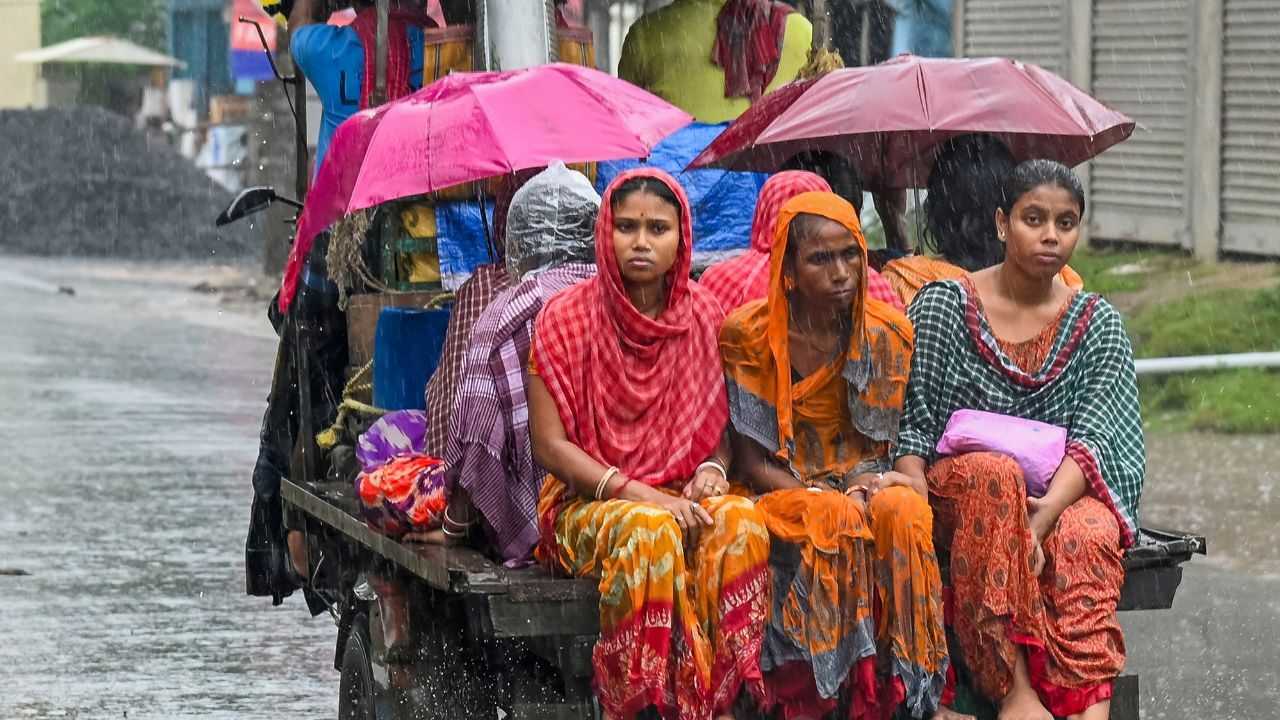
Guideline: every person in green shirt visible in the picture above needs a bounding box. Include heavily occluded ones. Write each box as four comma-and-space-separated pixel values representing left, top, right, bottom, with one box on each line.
618, 0, 813, 124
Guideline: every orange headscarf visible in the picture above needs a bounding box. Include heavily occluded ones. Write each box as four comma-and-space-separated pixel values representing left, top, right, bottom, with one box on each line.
720, 192, 913, 483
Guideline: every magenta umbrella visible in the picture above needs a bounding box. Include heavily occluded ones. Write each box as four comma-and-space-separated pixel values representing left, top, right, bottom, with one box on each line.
282, 62, 692, 309
688, 54, 1135, 190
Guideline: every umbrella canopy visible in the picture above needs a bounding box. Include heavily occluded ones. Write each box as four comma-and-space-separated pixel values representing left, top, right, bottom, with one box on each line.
282, 63, 692, 310
15, 36, 185, 68
689, 54, 1134, 190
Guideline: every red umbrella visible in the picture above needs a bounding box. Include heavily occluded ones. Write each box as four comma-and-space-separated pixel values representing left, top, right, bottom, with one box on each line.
688, 54, 1135, 190
281, 63, 692, 310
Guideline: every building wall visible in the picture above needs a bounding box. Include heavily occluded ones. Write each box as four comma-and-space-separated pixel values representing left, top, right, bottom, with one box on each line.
954, 0, 1280, 258
0, 0, 41, 108
166, 0, 232, 116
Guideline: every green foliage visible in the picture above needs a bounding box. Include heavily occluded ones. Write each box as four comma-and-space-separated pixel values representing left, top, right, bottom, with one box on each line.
1069, 246, 1202, 297
1141, 369, 1280, 434
1130, 281, 1280, 434
1128, 285, 1280, 358
39, 0, 168, 112
1067, 249, 1150, 294
41, 0, 167, 50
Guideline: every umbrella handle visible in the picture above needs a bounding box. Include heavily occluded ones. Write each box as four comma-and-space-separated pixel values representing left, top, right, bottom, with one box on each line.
913, 187, 924, 254
477, 189, 496, 264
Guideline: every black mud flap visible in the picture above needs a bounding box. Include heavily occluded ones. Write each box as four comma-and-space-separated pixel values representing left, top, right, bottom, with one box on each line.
1119, 527, 1207, 611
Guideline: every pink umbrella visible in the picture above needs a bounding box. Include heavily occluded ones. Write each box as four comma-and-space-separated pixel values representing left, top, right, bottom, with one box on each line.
688, 54, 1135, 190
282, 63, 692, 310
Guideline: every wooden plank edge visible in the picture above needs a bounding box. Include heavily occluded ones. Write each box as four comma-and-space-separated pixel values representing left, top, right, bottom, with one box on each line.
282, 479, 509, 594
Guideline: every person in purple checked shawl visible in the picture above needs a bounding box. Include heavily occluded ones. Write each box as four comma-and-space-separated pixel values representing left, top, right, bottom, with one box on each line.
406, 162, 600, 566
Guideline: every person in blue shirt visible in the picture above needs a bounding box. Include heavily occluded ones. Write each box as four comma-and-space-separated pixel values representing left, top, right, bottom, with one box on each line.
289, 0, 434, 174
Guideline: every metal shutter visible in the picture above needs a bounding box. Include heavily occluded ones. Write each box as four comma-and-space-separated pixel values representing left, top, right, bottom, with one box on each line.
1220, 0, 1280, 256
1088, 0, 1193, 247
961, 0, 1067, 76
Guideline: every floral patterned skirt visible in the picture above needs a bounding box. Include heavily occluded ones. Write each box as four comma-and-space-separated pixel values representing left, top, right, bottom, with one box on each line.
929, 452, 1125, 717
536, 478, 770, 720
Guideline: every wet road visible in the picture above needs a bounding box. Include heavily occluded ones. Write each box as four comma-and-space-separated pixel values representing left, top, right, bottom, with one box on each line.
0, 259, 333, 718
0, 258, 1276, 719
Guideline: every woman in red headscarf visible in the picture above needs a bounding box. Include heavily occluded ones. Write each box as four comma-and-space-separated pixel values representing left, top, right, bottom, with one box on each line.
700, 171, 905, 314
528, 168, 770, 720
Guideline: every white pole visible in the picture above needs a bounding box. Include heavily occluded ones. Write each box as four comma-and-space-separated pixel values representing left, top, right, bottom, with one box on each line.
1134, 352, 1280, 376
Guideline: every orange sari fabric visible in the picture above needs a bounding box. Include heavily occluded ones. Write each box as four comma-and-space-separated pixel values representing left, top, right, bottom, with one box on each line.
720, 193, 947, 719
534, 169, 767, 720
719, 192, 914, 482
929, 453, 1124, 717
537, 480, 770, 720
882, 255, 1084, 307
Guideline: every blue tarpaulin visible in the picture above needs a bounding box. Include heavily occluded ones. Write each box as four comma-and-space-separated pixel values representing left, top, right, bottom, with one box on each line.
595, 123, 767, 257
432, 122, 766, 285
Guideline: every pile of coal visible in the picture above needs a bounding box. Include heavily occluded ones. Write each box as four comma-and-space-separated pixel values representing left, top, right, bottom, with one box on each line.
0, 106, 258, 261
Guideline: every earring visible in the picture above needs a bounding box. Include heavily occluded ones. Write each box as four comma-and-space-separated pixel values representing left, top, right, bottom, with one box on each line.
783, 276, 795, 292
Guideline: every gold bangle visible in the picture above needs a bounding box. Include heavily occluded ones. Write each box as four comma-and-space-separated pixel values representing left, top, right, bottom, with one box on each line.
595, 466, 621, 500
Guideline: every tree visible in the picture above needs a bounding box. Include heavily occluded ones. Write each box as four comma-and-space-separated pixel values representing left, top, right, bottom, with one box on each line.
39, 0, 169, 113
41, 0, 168, 50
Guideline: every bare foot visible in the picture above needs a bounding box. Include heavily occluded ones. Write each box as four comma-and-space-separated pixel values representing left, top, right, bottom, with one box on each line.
999, 687, 1052, 720
933, 705, 976, 720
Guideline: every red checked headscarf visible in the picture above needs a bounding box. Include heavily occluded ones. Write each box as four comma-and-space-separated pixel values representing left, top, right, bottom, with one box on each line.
532, 168, 728, 487
713, 0, 796, 101
699, 170, 830, 312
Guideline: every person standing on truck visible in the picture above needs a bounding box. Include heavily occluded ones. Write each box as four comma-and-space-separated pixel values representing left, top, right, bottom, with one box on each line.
618, 0, 812, 123
699, 170, 904, 314
894, 160, 1144, 720
719, 191, 955, 720
288, 0, 434, 173
528, 168, 770, 720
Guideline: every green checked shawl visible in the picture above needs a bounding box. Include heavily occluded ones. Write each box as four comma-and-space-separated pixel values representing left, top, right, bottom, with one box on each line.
895, 280, 1145, 547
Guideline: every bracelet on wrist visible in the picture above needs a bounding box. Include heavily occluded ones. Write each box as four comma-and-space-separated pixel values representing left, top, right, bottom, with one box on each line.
443, 507, 475, 531
696, 459, 727, 480
595, 466, 621, 500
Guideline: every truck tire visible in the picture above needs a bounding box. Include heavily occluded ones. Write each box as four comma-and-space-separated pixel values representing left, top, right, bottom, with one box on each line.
338, 609, 377, 720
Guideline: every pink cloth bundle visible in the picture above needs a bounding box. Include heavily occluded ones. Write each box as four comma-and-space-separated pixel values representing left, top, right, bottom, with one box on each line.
935, 409, 1067, 498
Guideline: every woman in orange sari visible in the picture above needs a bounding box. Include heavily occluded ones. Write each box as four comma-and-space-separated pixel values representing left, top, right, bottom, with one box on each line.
720, 192, 958, 720
529, 168, 770, 720
882, 135, 1083, 307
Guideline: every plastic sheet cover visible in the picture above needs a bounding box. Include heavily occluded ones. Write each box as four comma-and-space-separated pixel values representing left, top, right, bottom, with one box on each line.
503, 161, 601, 282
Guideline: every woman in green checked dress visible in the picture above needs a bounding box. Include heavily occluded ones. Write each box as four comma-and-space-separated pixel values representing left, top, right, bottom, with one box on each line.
886, 160, 1144, 720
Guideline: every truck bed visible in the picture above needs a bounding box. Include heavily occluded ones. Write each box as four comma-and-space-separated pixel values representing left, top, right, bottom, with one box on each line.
283, 477, 1205, 628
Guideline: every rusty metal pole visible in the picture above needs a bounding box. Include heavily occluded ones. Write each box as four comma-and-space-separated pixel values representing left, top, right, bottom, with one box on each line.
373, 0, 390, 106
284, 29, 309, 202
811, 0, 831, 53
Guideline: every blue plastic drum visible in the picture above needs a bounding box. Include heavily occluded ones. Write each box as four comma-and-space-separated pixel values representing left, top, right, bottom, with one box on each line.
372, 305, 451, 411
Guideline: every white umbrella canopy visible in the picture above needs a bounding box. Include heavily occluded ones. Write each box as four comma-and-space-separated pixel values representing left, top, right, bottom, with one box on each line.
15, 36, 185, 68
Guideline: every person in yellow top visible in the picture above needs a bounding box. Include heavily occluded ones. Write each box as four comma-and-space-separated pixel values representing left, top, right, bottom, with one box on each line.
618, 0, 812, 124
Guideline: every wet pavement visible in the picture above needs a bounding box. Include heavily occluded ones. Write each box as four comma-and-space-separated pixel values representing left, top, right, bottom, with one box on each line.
0, 257, 1276, 719
0, 259, 333, 719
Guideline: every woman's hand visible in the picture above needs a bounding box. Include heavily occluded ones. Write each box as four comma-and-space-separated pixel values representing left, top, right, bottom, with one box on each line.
866, 470, 922, 499
683, 465, 729, 504
1026, 495, 1065, 576
654, 493, 714, 547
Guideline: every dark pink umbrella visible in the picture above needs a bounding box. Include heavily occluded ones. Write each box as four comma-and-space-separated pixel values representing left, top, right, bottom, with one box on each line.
282, 63, 692, 310
688, 54, 1135, 190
